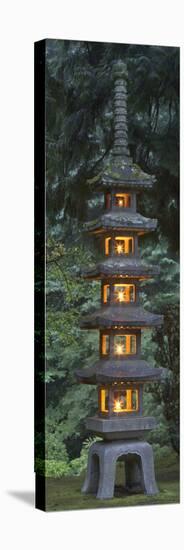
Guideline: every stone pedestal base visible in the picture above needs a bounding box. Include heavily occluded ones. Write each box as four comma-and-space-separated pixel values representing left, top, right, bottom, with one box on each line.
82, 440, 158, 499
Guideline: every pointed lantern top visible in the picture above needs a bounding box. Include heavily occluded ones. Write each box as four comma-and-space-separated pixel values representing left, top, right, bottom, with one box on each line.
87, 59, 155, 191
112, 60, 131, 161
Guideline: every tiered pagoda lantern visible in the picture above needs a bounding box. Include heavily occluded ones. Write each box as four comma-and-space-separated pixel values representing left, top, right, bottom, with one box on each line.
76, 61, 164, 499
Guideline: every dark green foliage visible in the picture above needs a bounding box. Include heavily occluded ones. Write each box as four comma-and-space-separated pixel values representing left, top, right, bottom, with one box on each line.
46, 40, 179, 255
44, 237, 100, 462
151, 305, 179, 454
37, 40, 180, 475
140, 240, 179, 454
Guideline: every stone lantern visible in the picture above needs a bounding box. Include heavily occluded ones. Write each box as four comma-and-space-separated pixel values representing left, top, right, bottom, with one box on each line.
76, 61, 164, 499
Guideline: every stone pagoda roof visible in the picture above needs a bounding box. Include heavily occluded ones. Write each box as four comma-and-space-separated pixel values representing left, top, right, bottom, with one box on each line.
87, 158, 155, 193
84, 210, 157, 235
76, 359, 165, 385
81, 256, 160, 280
80, 305, 163, 329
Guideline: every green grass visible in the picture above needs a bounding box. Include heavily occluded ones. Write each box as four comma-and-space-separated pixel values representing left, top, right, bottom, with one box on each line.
45, 453, 179, 512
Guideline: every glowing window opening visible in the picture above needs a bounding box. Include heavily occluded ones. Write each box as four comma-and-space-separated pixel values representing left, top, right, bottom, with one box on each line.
103, 284, 110, 304
113, 284, 135, 303
101, 334, 110, 355
113, 389, 138, 413
114, 334, 136, 355
105, 237, 111, 255
115, 236, 134, 255
100, 388, 108, 412
115, 194, 131, 208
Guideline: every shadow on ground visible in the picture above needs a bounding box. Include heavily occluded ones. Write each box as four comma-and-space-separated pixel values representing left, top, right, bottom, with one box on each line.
7, 491, 35, 507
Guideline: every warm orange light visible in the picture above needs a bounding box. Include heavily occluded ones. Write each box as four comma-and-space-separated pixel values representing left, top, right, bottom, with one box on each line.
114, 284, 135, 302
114, 284, 135, 303
101, 334, 110, 355
115, 194, 131, 208
114, 399, 122, 412
100, 389, 108, 412
126, 335, 131, 353
103, 284, 110, 304
115, 343, 124, 355
115, 237, 134, 255
118, 290, 124, 302
116, 243, 123, 254
113, 389, 139, 413
114, 335, 136, 355
100, 388, 139, 414
105, 237, 111, 255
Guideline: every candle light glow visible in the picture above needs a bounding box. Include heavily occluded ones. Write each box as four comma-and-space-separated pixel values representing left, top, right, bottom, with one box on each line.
115, 343, 123, 354
118, 290, 125, 302
116, 243, 123, 254
114, 399, 122, 412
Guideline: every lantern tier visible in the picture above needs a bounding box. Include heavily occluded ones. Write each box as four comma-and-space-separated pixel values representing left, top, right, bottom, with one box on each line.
84, 211, 157, 235
81, 257, 159, 279
80, 304, 163, 329
76, 360, 165, 385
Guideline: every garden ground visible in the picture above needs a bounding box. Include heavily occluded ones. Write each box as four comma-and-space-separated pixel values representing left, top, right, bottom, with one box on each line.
45, 452, 179, 512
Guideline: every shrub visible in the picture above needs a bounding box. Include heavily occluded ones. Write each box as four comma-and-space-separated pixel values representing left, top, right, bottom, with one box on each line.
35, 458, 70, 477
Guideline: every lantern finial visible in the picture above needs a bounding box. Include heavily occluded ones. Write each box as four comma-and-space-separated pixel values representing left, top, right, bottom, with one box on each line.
112, 60, 130, 160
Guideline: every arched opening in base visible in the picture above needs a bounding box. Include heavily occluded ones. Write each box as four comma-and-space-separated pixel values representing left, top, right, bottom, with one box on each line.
115, 453, 144, 496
